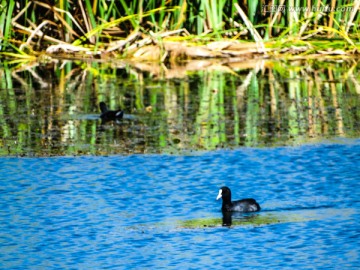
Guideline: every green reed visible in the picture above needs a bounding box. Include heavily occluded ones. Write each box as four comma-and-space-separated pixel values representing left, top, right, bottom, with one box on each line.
1, 0, 359, 55
0, 0, 15, 50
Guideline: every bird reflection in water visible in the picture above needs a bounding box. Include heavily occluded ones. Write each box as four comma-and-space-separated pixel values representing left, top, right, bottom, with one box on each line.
221, 212, 260, 227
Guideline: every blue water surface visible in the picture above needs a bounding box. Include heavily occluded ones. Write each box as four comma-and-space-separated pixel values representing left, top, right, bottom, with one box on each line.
0, 140, 359, 269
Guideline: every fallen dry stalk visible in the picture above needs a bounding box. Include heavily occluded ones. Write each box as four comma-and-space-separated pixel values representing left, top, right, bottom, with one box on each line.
33, 1, 85, 37
234, 3, 266, 54
12, 21, 68, 45
346, 0, 360, 33
105, 31, 141, 53
21, 20, 57, 49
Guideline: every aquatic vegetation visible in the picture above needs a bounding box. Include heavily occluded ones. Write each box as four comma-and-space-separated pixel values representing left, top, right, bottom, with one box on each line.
178, 208, 355, 228
179, 215, 279, 228
0, 0, 359, 60
179, 213, 300, 228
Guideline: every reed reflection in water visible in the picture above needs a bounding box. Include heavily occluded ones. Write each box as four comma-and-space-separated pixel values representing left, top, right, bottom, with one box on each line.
0, 59, 359, 156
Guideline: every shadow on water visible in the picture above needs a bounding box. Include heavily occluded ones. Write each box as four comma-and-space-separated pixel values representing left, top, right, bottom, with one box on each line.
0, 59, 359, 156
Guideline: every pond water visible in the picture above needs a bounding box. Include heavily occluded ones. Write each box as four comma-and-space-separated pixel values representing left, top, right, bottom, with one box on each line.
1, 140, 359, 269
0, 59, 359, 268
0, 59, 359, 155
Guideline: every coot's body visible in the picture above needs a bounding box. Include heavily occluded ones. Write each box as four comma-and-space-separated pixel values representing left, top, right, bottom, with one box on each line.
99, 102, 124, 121
216, 186, 260, 212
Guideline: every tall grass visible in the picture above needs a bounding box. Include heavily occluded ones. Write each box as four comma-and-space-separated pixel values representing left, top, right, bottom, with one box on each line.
0, 0, 359, 55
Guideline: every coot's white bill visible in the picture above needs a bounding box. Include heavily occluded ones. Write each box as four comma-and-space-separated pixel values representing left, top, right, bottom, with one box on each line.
216, 189, 222, 200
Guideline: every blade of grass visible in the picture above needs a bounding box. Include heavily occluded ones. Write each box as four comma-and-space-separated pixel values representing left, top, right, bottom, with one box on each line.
119, 0, 139, 29
248, 0, 258, 24
72, 6, 177, 46
0, 0, 15, 50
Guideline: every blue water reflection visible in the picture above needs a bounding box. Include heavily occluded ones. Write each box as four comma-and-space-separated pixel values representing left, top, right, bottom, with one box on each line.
0, 140, 359, 269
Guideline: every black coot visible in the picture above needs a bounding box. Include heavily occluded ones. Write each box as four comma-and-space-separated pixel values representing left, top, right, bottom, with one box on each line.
99, 102, 124, 121
216, 186, 260, 212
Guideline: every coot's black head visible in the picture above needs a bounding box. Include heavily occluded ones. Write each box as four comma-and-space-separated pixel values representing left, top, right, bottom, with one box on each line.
216, 186, 232, 203
99, 102, 108, 113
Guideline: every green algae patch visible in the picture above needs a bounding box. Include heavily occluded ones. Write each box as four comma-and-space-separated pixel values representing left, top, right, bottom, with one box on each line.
177, 208, 355, 229
178, 214, 286, 229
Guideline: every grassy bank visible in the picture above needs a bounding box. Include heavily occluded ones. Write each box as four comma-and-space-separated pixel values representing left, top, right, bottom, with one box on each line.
0, 0, 359, 61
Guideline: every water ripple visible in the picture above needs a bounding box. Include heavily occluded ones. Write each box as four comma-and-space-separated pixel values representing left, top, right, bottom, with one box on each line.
0, 140, 359, 269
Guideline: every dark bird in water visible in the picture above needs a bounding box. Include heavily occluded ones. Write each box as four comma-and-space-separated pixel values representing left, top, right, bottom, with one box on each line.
216, 186, 261, 212
99, 102, 124, 122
